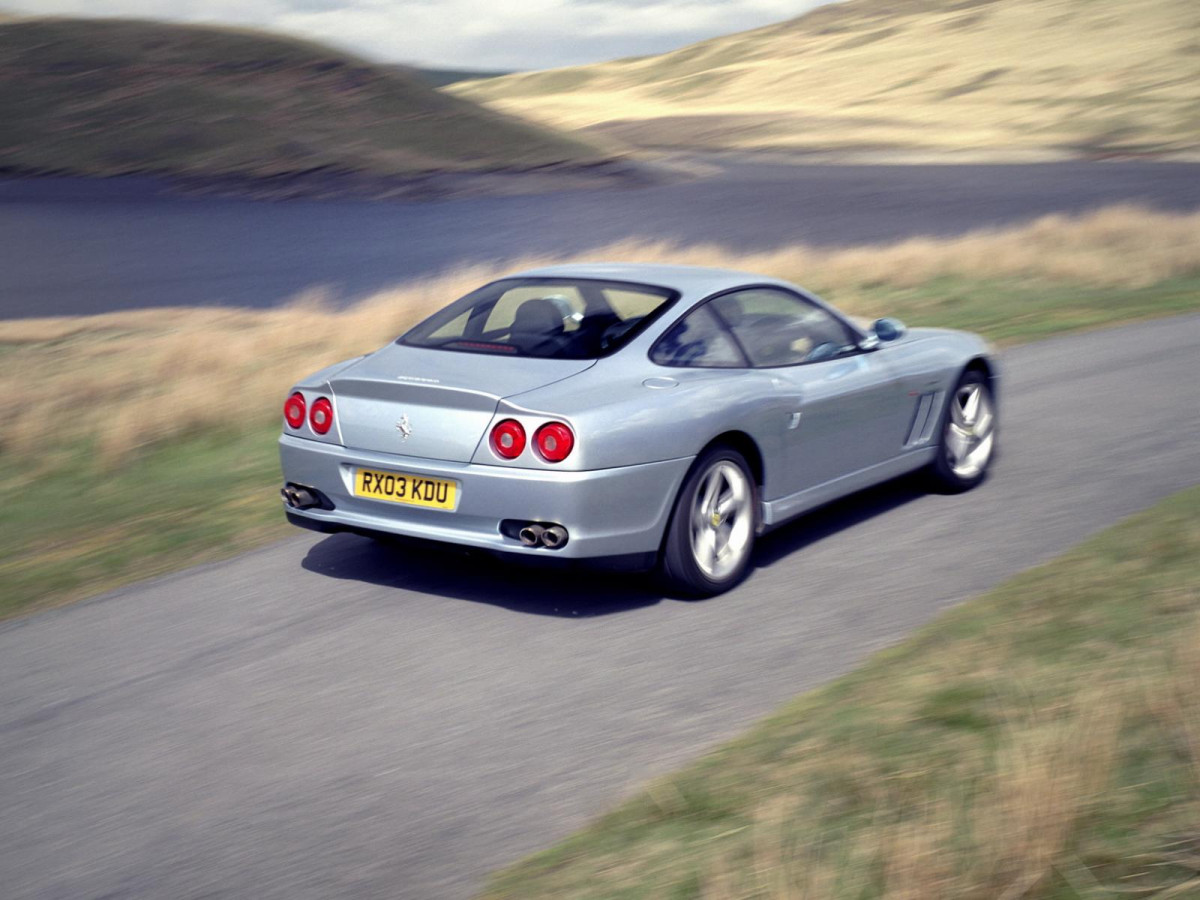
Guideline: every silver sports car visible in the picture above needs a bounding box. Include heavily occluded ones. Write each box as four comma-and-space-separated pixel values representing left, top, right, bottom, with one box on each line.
280, 264, 996, 595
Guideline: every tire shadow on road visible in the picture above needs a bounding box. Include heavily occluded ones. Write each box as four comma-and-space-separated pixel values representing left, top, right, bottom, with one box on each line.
300, 533, 665, 617
300, 475, 931, 614
751, 474, 929, 570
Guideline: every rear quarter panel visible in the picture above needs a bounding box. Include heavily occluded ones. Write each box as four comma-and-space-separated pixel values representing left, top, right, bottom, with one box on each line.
500, 357, 792, 484
502, 328, 993, 484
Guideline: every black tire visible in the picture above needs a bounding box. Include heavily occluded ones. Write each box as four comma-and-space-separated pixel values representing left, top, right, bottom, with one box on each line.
660, 446, 759, 597
928, 368, 997, 493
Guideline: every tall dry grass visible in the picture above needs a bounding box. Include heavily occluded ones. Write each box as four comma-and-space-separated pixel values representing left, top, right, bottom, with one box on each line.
1165, 617, 1200, 798
3, 205, 1198, 467
698, 610, 1200, 900
699, 685, 1126, 900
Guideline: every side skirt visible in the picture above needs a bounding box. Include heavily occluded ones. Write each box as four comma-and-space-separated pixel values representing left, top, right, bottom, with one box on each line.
760, 448, 937, 530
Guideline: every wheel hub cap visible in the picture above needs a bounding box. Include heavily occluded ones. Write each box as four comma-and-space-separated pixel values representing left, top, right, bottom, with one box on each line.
945, 382, 995, 478
689, 461, 753, 580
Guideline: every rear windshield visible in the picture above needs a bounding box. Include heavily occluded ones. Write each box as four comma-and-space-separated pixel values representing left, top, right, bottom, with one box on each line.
400, 278, 678, 360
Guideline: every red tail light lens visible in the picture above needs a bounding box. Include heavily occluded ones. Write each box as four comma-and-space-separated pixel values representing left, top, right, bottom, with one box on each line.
284, 392, 306, 429
309, 397, 334, 435
490, 419, 526, 459
534, 422, 574, 463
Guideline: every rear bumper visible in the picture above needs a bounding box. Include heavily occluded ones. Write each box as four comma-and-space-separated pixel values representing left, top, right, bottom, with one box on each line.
278, 433, 692, 560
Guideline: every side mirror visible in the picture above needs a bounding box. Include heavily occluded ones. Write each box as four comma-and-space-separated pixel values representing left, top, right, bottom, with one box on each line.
871, 317, 907, 343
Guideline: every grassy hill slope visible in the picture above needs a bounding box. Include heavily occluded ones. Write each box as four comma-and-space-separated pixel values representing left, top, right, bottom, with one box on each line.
0, 18, 599, 179
409, 67, 514, 89
454, 0, 1200, 157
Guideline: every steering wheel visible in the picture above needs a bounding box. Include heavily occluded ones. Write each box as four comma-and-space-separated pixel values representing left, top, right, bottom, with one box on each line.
804, 341, 840, 363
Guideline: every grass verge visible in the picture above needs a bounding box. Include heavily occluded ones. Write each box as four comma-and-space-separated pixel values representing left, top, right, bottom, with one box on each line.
2, 206, 1198, 619
0, 428, 287, 620
480, 485, 1200, 899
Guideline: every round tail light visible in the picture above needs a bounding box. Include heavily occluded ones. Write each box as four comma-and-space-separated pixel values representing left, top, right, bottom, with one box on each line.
309, 397, 334, 435
490, 419, 526, 459
284, 392, 306, 429
534, 422, 574, 463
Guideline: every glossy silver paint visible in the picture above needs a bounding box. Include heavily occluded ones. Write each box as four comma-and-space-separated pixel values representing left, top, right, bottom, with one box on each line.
280, 263, 996, 560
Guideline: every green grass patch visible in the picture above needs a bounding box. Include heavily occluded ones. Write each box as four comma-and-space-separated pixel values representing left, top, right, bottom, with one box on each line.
0, 426, 288, 619
479, 486, 1200, 899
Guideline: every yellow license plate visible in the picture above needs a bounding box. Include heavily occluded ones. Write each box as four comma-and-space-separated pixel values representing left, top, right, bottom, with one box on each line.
354, 468, 456, 510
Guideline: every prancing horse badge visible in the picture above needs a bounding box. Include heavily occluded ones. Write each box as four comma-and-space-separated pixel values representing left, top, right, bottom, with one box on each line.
396, 415, 412, 441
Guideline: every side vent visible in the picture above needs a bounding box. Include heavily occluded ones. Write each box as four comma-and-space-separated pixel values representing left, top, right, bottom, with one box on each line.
905, 391, 944, 447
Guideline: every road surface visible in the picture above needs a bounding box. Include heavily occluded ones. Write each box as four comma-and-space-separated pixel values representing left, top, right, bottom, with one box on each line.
1, 315, 1198, 898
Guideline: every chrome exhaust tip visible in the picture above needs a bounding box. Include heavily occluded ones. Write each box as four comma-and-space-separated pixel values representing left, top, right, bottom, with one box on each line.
541, 525, 568, 549
291, 487, 318, 509
281, 484, 321, 510
518, 524, 545, 547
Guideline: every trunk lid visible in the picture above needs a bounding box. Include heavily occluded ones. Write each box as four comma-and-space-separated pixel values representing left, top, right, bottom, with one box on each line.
329, 343, 594, 461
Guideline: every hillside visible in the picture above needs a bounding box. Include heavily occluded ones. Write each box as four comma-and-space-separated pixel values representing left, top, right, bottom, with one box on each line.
410, 67, 514, 88
0, 18, 601, 181
454, 0, 1200, 157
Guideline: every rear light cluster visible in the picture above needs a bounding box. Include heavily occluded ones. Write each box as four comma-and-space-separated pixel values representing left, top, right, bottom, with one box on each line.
534, 422, 574, 463
284, 392, 306, 429
490, 419, 526, 459
489, 419, 575, 463
283, 392, 335, 436
310, 397, 333, 435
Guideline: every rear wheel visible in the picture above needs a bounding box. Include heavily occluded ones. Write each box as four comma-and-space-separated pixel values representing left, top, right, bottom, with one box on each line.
929, 369, 996, 492
661, 447, 758, 596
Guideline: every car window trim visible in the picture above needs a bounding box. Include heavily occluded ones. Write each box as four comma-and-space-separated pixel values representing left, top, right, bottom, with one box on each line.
648, 302, 751, 369
655, 283, 869, 371
400, 276, 680, 360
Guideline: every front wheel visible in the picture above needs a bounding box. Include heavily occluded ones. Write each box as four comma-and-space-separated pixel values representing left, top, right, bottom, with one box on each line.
929, 369, 997, 492
661, 447, 758, 596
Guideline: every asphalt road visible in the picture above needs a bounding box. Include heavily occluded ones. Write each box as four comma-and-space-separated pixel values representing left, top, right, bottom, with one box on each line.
2, 315, 1198, 899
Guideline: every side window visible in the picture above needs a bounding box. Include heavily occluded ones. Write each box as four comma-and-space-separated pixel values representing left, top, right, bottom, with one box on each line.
650, 305, 746, 368
710, 289, 859, 368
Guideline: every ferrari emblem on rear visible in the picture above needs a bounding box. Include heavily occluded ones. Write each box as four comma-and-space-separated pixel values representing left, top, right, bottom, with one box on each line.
396, 415, 412, 441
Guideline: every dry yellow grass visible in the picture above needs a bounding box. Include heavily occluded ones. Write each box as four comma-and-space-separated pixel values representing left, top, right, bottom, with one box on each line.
693, 684, 1125, 900
1167, 618, 1200, 799
454, 0, 1200, 156
3, 204, 1198, 468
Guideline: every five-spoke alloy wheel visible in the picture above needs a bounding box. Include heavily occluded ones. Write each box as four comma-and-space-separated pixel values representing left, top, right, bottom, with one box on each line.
930, 368, 997, 492
662, 446, 758, 596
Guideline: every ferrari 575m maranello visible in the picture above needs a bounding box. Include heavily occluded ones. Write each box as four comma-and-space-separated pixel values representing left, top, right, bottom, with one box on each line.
280, 264, 997, 595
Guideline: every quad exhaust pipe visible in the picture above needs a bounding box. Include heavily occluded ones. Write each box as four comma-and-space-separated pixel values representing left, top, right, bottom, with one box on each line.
518, 524, 545, 546
281, 484, 323, 510
541, 525, 568, 549
517, 522, 569, 550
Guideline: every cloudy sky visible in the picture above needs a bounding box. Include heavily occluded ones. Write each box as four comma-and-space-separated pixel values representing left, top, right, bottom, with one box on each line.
6, 0, 834, 69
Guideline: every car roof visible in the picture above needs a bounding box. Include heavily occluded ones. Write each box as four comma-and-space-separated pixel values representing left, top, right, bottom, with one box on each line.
507, 263, 794, 301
